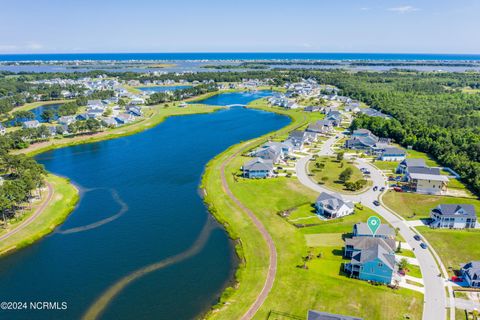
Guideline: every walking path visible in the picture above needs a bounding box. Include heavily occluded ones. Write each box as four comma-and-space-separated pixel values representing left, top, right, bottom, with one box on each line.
220, 145, 277, 320
295, 134, 450, 320
0, 182, 53, 242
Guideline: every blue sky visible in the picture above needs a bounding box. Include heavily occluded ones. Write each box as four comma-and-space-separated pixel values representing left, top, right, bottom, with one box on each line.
0, 0, 479, 54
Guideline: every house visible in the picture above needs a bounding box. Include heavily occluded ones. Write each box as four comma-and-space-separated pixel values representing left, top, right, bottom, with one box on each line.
307, 310, 363, 320
430, 204, 477, 229
287, 130, 316, 150
406, 166, 449, 195
127, 106, 143, 116
307, 120, 334, 135
263, 141, 293, 156
379, 147, 406, 161
315, 192, 354, 219
47, 126, 57, 136
58, 116, 76, 126
250, 145, 283, 163
344, 236, 396, 259
87, 99, 103, 108
22, 120, 40, 129
130, 97, 145, 105
353, 222, 395, 239
242, 158, 274, 178
345, 129, 390, 154
326, 111, 342, 126
396, 158, 426, 174
0, 123, 6, 135
344, 240, 397, 284
101, 117, 118, 127
359, 108, 392, 119
304, 106, 321, 112
460, 261, 480, 288
115, 113, 135, 125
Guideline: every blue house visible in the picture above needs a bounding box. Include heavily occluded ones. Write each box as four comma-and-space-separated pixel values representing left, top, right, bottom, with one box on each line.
242, 158, 274, 178
344, 241, 396, 284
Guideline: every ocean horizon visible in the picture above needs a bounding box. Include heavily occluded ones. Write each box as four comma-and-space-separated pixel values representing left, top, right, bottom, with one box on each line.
1, 52, 480, 61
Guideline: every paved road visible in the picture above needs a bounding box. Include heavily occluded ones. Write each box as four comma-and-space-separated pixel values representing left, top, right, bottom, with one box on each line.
296, 135, 449, 320
220, 144, 277, 320
0, 182, 53, 242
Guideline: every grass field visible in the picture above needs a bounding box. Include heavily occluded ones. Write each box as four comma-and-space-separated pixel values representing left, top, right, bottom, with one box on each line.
308, 156, 370, 194
417, 227, 480, 274
382, 191, 480, 220
0, 174, 79, 256
203, 99, 423, 320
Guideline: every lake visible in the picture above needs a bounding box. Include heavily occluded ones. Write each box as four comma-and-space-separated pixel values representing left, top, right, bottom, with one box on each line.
192, 90, 273, 106
0, 92, 289, 319
137, 85, 192, 93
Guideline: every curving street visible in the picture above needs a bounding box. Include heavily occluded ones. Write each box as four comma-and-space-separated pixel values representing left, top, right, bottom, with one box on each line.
295, 134, 451, 320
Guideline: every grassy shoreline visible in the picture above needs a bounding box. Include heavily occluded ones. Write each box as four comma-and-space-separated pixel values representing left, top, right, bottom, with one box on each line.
201, 99, 422, 319
0, 174, 79, 257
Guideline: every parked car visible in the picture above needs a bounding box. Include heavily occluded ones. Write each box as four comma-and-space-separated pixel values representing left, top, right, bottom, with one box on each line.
414, 235, 421, 241
393, 187, 403, 192
420, 243, 428, 249
388, 176, 395, 181
380, 187, 385, 192
373, 200, 380, 206
373, 186, 378, 191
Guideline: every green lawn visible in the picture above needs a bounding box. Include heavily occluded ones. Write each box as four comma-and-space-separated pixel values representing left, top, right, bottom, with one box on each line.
382, 191, 480, 220
203, 99, 422, 320
373, 160, 400, 172
405, 263, 422, 278
308, 156, 370, 194
0, 174, 79, 256
417, 227, 480, 273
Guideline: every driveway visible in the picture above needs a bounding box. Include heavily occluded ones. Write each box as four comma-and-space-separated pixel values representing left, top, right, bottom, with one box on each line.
295, 134, 450, 320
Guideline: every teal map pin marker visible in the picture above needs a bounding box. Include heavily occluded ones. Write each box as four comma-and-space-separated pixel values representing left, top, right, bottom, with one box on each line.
367, 216, 381, 236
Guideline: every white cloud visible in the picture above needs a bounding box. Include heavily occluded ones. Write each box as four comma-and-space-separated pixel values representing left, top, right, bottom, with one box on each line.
0, 44, 18, 52
360, 7, 370, 11
26, 42, 44, 50
388, 5, 419, 13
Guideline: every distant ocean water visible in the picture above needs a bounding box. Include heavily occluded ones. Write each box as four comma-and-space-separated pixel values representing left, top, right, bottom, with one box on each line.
1, 52, 480, 61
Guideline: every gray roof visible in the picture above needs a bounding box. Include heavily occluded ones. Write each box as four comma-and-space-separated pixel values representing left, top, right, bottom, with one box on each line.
408, 166, 440, 175
354, 222, 395, 237
353, 129, 371, 135
346, 135, 379, 148
345, 236, 396, 253
252, 146, 282, 161
382, 147, 406, 156
316, 192, 354, 211
433, 204, 476, 218
243, 157, 274, 171
308, 310, 363, 320
351, 243, 396, 270
461, 261, 480, 279
289, 130, 307, 140
408, 166, 449, 182
401, 158, 426, 168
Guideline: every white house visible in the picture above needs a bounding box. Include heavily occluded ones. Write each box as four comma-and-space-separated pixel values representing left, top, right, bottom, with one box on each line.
430, 204, 477, 229
22, 120, 40, 129
379, 147, 406, 161
315, 192, 354, 219
406, 167, 449, 195
460, 262, 480, 288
